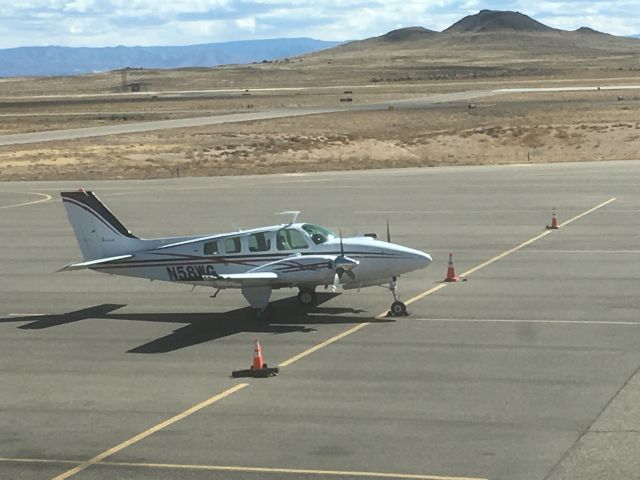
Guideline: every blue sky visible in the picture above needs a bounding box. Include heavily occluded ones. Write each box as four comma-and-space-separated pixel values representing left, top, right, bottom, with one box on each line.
0, 1, 638, 48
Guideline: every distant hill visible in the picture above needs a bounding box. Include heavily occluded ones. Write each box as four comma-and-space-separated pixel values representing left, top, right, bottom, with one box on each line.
573, 27, 612, 36
0, 38, 340, 77
444, 9, 557, 34
299, 9, 640, 86
332, 26, 438, 53
380, 27, 438, 42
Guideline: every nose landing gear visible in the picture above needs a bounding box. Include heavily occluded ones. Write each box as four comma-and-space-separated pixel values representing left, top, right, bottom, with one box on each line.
388, 277, 408, 317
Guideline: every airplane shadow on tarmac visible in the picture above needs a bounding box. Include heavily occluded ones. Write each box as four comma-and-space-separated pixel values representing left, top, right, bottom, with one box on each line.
0, 294, 389, 354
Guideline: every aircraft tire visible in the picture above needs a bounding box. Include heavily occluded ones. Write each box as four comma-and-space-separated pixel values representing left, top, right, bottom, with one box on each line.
297, 288, 317, 306
390, 301, 407, 317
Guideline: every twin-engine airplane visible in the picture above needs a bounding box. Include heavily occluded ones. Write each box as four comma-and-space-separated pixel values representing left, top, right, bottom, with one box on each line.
60, 190, 432, 318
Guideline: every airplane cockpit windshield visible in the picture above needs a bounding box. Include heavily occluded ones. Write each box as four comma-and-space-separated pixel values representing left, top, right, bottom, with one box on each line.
301, 224, 337, 245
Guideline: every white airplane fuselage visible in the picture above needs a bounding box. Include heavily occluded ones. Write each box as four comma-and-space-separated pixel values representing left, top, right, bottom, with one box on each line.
60, 190, 432, 314
90, 227, 430, 289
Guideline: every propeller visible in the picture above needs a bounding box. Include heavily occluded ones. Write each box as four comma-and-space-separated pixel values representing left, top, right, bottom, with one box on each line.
386, 218, 391, 243
330, 231, 359, 292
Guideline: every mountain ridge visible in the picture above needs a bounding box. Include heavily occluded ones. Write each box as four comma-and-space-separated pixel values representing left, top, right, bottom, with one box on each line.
0, 38, 340, 77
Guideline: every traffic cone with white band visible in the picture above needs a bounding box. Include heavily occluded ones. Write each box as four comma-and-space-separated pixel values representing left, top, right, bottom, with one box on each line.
252, 338, 264, 370
232, 337, 279, 378
546, 208, 559, 230
444, 252, 458, 282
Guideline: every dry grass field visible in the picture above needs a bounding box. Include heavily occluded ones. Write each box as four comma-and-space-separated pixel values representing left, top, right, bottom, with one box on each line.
1, 13, 639, 181
1, 88, 638, 181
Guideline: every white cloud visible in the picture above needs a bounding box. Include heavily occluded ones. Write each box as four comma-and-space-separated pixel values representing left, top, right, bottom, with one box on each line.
235, 16, 256, 30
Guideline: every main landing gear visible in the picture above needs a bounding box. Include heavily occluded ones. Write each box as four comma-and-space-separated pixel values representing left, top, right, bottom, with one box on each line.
297, 288, 317, 307
388, 277, 408, 317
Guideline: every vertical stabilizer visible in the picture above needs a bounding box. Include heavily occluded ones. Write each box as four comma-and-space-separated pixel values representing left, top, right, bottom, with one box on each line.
60, 190, 142, 260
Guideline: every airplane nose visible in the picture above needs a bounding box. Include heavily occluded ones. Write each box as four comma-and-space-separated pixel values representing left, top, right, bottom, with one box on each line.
418, 252, 432, 268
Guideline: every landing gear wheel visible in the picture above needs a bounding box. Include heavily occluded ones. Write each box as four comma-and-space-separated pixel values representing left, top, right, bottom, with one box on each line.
297, 288, 317, 307
390, 301, 407, 317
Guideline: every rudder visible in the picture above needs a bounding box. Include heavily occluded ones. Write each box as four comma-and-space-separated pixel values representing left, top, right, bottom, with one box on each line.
61, 190, 142, 260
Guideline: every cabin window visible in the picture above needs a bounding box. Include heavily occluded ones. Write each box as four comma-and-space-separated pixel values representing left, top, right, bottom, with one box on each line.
276, 228, 308, 250
204, 240, 219, 255
224, 236, 241, 254
249, 232, 271, 252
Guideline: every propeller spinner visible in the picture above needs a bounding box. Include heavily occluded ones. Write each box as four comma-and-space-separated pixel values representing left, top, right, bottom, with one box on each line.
330, 231, 359, 292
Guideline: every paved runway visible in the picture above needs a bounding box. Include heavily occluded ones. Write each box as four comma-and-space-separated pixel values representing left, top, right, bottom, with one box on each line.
1, 161, 639, 480
1, 84, 639, 147
0, 90, 496, 147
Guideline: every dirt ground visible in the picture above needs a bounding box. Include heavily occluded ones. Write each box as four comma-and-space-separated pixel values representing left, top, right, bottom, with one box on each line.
1, 88, 638, 181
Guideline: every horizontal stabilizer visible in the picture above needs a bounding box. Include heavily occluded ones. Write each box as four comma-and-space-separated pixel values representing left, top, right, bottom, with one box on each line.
58, 254, 134, 272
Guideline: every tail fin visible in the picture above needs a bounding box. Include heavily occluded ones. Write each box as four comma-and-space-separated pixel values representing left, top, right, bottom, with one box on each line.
61, 190, 143, 260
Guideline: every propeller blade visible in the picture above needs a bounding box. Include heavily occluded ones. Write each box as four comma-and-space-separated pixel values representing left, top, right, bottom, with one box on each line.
339, 230, 344, 256
386, 218, 391, 243
345, 270, 356, 281
331, 272, 340, 292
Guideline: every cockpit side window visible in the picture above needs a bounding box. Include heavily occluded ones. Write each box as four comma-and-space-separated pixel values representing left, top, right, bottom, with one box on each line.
224, 236, 241, 254
302, 224, 336, 245
276, 228, 308, 250
249, 232, 271, 252
204, 240, 218, 255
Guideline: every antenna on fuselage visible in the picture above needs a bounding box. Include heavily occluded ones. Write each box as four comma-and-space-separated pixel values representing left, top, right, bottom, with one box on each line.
277, 210, 300, 225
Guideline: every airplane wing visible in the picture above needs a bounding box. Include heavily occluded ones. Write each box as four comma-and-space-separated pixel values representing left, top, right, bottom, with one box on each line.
201, 272, 278, 288
202, 254, 336, 289
57, 254, 134, 272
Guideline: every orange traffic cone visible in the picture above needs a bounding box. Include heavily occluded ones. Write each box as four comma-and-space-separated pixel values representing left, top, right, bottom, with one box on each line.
546, 209, 559, 230
444, 252, 458, 282
232, 338, 279, 378
252, 338, 264, 370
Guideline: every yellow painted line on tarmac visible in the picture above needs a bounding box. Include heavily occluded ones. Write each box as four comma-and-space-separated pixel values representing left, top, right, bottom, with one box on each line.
403, 229, 552, 306
51, 383, 248, 480
401, 284, 450, 310
279, 322, 370, 367
0, 192, 52, 209
0, 457, 486, 480
558, 197, 617, 228
456, 230, 552, 279
403, 197, 617, 305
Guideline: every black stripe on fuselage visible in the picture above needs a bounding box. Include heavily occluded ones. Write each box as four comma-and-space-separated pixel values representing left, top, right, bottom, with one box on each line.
91, 251, 402, 271
61, 191, 138, 239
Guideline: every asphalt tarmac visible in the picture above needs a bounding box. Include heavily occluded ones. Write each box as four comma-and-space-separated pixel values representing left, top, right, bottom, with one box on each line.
1, 160, 639, 480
